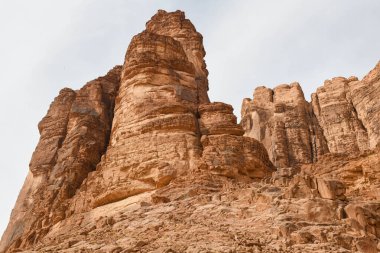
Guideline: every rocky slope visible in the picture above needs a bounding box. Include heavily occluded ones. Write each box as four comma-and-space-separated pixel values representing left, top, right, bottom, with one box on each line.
1, 10, 379, 253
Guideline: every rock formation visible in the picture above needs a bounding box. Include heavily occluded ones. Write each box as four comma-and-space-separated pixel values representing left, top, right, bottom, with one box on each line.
241, 83, 329, 167
0, 66, 121, 252
0, 10, 273, 253
242, 61, 380, 167
311, 76, 369, 154
1, 9, 379, 253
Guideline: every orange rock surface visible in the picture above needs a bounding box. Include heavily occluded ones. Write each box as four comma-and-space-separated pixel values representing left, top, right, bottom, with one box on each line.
1, 10, 379, 253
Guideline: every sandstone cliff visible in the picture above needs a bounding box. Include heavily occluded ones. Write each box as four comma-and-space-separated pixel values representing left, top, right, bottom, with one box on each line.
0, 10, 273, 253
0, 66, 122, 252
242, 61, 380, 167
1, 10, 379, 253
241, 83, 329, 167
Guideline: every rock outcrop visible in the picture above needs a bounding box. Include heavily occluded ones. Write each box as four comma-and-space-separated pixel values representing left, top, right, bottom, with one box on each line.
146, 9, 210, 104
311, 76, 369, 154
241, 83, 329, 167
66, 11, 273, 216
1, 10, 273, 253
1, 9, 379, 253
0, 66, 122, 252
345, 62, 380, 149
199, 102, 273, 179
72, 28, 206, 211
242, 62, 380, 167
3, 148, 379, 253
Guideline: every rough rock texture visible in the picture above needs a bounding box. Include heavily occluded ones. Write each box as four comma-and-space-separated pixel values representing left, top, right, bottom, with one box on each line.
241, 83, 329, 167
146, 9, 210, 104
0, 66, 122, 252
198, 102, 273, 179
71, 29, 205, 212
349, 62, 380, 149
65, 11, 273, 216
313, 62, 380, 154
1, 9, 380, 253
4, 150, 379, 253
1, 10, 273, 253
311, 77, 370, 154
242, 61, 380, 166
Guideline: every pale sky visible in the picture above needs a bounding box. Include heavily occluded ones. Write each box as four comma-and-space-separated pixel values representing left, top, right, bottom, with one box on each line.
0, 0, 379, 237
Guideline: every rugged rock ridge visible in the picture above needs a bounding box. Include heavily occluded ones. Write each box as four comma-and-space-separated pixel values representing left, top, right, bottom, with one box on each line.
1, 10, 273, 253
242, 61, 380, 167
1, 9, 379, 253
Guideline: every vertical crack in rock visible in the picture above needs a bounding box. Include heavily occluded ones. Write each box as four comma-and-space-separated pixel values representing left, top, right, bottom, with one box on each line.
199, 102, 274, 179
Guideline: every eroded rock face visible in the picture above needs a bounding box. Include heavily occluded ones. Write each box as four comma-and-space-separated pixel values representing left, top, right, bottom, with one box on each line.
242, 62, 380, 167
199, 102, 274, 179
0, 66, 122, 252
1, 10, 273, 252
312, 76, 369, 154
146, 9, 210, 104
6, 148, 379, 253
346, 62, 380, 149
77, 29, 204, 210
312, 62, 380, 153
67, 11, 272, 214
1, 9, 379, 253
241, 83, 329, 167
345, 203, 380, 238
0, 88, 76, 252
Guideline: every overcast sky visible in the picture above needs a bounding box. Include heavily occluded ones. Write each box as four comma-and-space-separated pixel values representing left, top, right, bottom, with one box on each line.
0, 0, 379, 237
